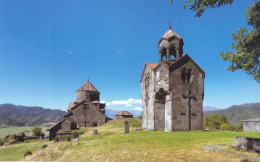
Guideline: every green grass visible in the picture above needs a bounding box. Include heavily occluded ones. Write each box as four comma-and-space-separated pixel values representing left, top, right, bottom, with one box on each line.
0, 139, 49, 161
2, 118, 260, 161
27, 118, 260, 161
0, 127, 33, 138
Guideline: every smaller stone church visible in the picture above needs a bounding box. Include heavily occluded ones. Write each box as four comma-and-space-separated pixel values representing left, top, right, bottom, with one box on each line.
49, 80, 111, 140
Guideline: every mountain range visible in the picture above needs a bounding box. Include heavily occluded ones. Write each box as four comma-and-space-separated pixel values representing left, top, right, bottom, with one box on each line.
204, 102, 260, 125
0, 102, 259, 127
203, 106, 220, 112
0, 104, 66, 127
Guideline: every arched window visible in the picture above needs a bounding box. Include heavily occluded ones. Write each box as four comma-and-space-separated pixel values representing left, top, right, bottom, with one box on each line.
169, 45, 176, 60
170, 55, 175, 60
91, 121, 98, 127
181, 68, 187, 82
187, 69, 192, 83
155, 88, 169, 103
162, 55, 166, 61
160, 47, 167, 61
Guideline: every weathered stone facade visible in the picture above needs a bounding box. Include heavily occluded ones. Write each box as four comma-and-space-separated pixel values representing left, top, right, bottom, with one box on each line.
242, 118, 260, 132
49, 80, 111, 140
141, 26, 205, 131
235, 136, 260, 152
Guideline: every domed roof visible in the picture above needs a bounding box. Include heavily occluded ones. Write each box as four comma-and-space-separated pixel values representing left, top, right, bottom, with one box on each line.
77, 80, 99, 92
162, 28, 182, 39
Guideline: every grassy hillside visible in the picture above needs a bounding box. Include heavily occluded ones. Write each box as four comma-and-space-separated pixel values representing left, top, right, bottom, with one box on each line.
1, 118, 258, 161
0, 140, 49, 161
0, 104, 66, 127
204, 103, 260, 124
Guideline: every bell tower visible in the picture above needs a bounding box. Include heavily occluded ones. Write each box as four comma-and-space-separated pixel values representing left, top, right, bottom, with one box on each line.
158, 25, 184, 62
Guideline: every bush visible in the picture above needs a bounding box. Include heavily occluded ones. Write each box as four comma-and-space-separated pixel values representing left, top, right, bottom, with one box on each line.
42, 144, 48, 149
24, 151, 32, 157
62, 135, 71, 141
32, 127, 44, 137
0, 138, 7, 146
220, 123, 230, 130
234, 123, 243, 132
54, 137, 59, 142
204, 113, 230, 130
72, 131, 78, 138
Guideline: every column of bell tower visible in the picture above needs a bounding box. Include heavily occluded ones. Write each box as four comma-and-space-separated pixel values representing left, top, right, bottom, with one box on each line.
158, 25, 184, 62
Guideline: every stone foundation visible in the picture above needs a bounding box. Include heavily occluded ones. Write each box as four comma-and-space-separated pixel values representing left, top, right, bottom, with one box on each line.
234, 136, 260, 152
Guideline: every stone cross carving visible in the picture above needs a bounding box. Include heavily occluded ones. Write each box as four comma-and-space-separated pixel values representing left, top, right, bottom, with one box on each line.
125, 120, 129, 133
145, 92, 149, 107
182, 89, 196, 130
145, 73, 150, 88
145, 73, 150, 107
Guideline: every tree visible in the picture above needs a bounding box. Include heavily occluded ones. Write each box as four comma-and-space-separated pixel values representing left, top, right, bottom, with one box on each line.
170, 0, 234, 17
220, 123, 230, 130
204, 113, 230, 130
171, 0, 260, 83
32, 127, 44, 137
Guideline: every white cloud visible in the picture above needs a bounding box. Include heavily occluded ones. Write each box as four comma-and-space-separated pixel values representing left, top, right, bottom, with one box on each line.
104, 98, 142, 107
133, 107, 142, 111
100, 100, 106, 104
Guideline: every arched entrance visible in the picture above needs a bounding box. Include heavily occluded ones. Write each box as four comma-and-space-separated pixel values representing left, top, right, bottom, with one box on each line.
154, 88, 169, 131
91, 121, 99, 127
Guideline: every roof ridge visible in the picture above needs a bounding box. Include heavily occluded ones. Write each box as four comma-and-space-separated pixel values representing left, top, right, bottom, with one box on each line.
76, 80, 99, 92
162, 28, 182, 39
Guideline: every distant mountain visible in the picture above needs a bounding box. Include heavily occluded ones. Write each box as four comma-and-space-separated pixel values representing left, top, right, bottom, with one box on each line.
204, 102, 260, 125
203, 106, 221, 112
105, 109, 142, 119
0, 104, 67, 127
1, 102, 258, 127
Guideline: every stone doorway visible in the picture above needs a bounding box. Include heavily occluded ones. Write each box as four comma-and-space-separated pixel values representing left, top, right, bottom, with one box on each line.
154, 88, 169, 131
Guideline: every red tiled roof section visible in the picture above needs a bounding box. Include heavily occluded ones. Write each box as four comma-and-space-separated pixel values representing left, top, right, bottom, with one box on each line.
162, 28, 182, 39
77, 80, 99, 92
116, 111, 133, 116
146, 62, 158, 70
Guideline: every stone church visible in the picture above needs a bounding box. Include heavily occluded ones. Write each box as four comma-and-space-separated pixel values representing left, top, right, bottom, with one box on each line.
140, 26, 205, 131
49, 80, 111, 140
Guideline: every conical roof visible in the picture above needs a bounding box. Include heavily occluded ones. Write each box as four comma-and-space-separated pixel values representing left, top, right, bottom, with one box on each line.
116, 111, 133, 116
162, 28, 182, 39
77, 80, 99, 92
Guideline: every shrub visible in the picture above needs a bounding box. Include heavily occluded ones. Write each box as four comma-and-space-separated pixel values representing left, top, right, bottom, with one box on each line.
0, 138, 7, 146
54, 137, 59, 142
24, 151, 32, 157
229, 125, 235, 131
220, 123, 230, 130
234, 122, 243, 132
62, 135, 71, 141
32, 127, 44, 137
204, 113, 230, 130
72, 131, 78, 138
42, 144, 48, 149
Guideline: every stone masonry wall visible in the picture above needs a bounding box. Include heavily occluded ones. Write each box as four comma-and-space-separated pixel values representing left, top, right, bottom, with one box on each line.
169, 58, 204, 131
66, 102, 106, 128
243, 121, 260, 132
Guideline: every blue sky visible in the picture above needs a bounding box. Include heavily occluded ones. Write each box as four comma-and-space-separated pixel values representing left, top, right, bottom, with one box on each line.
0, 0, 259, 111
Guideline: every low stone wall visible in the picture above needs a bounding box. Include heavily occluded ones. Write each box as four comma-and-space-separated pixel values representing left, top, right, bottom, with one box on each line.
234, 136, 260, 152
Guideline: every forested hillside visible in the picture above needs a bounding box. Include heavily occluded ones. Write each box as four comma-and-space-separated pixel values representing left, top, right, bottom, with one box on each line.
0, 104, 66, 127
